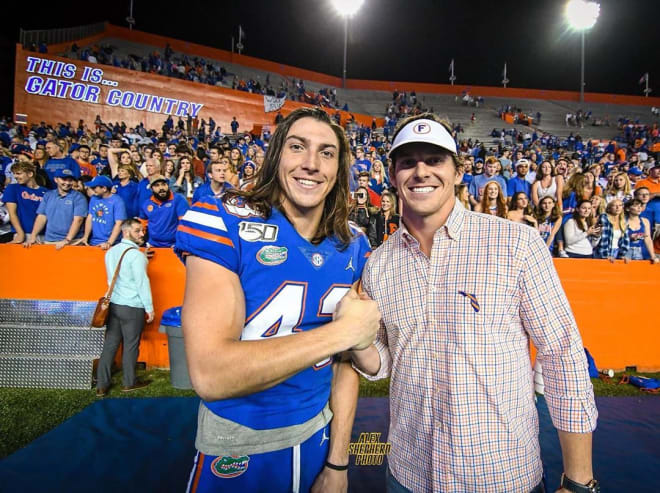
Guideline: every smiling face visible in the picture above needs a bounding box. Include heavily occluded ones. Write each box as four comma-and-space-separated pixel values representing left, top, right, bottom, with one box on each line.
277, 117, 339, 219
485, 182, 500, 200
577, 201, 592, 218
120, 152, 131, 165
391, 143, 458, 222
381, 194, 393, 212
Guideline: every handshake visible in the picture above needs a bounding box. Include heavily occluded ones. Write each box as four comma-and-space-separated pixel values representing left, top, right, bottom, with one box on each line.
332, 283, 381, 351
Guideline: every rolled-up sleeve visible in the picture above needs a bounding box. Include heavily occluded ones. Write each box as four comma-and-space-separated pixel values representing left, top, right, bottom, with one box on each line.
518, 229, 598, 433
130, 252, 154, 313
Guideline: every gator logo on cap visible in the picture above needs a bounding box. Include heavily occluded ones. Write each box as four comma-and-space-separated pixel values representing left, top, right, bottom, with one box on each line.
413, 122, 431, 134
256, 246, 288, 266
210, 455, 250, 478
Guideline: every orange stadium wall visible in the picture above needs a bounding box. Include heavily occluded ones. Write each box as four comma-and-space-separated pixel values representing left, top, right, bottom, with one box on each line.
40, 24, 660, 109
0, 245, 658, 371
13, 46, 382, 134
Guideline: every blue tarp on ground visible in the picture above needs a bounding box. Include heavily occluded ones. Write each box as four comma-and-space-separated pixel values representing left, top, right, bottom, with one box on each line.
1, 396, 658, 492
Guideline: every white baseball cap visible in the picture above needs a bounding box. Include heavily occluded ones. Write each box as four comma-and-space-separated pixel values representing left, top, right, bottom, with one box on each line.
388, 118, 457, 159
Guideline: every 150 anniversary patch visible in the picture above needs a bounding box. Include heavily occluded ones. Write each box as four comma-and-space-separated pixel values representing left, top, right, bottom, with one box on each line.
239, 222, 278, 242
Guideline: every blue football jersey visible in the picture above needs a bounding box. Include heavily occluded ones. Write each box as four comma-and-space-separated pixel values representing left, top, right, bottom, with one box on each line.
175, 197, 370, 430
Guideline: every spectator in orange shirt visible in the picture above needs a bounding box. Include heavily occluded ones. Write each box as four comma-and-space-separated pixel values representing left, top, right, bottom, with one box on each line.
76, 145, 97, 178
615, 147, 626, 163
634, 164, 660, 197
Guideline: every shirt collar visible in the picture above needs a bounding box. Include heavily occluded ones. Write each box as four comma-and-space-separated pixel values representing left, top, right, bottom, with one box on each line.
120, 238, 140, 247
399, 199, 466, 247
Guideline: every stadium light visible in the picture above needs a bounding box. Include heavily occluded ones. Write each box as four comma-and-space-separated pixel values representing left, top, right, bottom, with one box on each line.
565, 0, 600, 103
330, 0, 365, 88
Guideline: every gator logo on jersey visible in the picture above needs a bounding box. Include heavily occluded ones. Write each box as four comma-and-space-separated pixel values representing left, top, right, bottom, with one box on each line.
147, 204, 154, 212
256, 246, 288, 266
239, 221, 278, 242
210, 455, 250, 478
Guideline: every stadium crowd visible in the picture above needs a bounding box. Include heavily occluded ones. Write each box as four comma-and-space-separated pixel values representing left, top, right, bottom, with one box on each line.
54, 42, 346, 111
0, 110, 658, 262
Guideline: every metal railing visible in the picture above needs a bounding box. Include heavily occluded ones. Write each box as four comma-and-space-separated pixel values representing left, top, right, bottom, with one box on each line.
19, 22, 106, 49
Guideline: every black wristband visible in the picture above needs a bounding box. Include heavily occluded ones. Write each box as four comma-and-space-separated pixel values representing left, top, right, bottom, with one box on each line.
325, 460, 349, 471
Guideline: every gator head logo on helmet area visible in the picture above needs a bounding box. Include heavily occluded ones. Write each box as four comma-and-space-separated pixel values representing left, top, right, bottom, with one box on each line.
210, 455, 250, 478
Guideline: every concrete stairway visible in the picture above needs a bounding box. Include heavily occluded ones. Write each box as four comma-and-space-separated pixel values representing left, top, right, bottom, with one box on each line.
0, 299, 104, 389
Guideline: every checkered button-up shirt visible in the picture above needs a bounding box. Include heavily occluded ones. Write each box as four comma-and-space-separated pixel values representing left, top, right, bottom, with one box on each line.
356, 200, 598, 493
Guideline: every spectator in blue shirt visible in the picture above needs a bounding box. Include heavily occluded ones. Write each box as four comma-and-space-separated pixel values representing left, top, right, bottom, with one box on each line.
507, 159, 531, 203
468, 156, 508, 208
78, 175, 127, 249
231, 117, 239, 134
2, 161, 47, 244
192, 161, 233, 203
24, 169, 87, 249
139, 175, 189, 247
43, 141, 80, 187
112, 162, 141, 219
635, 187, 659, 235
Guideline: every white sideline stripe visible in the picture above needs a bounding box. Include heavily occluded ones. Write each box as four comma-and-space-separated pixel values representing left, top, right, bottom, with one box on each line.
292, 443, 300, 493
182, 210, 227, 231
185, 451, 199, 493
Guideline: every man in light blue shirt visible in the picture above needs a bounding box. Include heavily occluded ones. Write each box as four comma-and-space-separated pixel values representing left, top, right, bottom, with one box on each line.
25, 169, 87, 249
96, 218, 154, 397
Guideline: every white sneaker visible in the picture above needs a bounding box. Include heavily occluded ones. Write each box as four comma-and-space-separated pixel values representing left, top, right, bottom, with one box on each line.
559, 250, 569, 258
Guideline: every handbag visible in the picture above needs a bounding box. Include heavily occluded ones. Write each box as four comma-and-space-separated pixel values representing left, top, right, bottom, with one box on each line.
91, 247, 138, 328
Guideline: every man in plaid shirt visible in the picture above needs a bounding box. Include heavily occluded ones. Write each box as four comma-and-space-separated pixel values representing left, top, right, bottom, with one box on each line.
351, 114, 599, 493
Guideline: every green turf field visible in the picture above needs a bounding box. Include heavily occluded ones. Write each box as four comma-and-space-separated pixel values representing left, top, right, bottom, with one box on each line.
1, 369, 657, 459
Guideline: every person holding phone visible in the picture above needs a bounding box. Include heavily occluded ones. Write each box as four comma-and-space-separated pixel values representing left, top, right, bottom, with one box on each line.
563, 200, 602, 258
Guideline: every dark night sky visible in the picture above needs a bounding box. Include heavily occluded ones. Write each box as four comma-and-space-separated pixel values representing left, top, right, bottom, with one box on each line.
2, 0, 659, 116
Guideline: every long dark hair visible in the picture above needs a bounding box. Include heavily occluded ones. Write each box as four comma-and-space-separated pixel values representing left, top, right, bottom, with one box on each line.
223, 107, 354, 247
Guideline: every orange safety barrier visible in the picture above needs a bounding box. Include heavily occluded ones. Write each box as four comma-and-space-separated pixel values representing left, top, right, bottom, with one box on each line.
14, 46, 383, 134
0, 245, 658, 371
40, 24, 660, 108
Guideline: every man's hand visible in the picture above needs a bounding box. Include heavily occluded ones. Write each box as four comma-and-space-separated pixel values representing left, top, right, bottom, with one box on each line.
54, 240, 69, 250
73, 238, 89, 246
99, 241, 111, 250
334, 288, 380, 351
311, 467, 348, 493
10, 232, 25, 244
23, 235, 39, 248
145, 311, 155, 323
